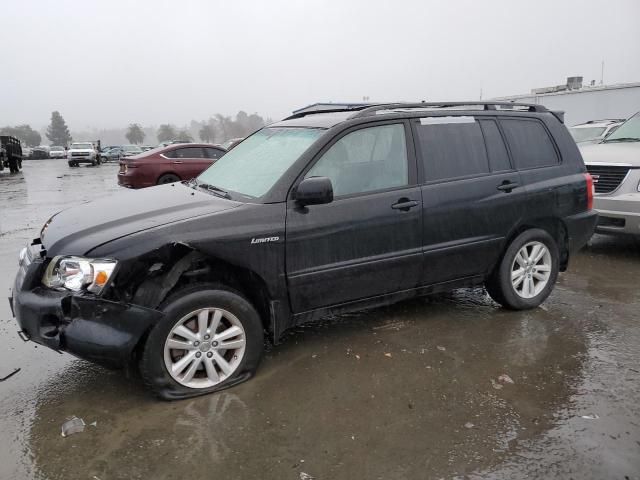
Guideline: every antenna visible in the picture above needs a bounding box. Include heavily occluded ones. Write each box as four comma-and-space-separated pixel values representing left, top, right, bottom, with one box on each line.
601, 60, 604, 85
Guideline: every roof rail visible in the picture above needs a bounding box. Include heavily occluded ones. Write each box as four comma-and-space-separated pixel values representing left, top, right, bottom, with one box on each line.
349, 102, 549, 118
285, 102, 374, 120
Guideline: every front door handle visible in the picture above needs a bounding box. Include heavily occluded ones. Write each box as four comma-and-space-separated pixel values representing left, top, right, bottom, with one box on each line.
391, 199, 419, 211
172, 160, 183, 164
497, 181, 519, 193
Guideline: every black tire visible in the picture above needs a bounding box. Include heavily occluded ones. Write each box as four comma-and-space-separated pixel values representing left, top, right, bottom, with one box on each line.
485, 228, 559, 310
8, 158, 18, 173
157, 173, 181, 185
139, 284, 264, 400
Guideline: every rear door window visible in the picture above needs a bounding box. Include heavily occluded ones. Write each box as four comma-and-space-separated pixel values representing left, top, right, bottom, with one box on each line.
478, 119, 512, 172
500, 118, 559, 169
414, 117, 490, 182
204, 147, 224, 159
174, 147, 205, 159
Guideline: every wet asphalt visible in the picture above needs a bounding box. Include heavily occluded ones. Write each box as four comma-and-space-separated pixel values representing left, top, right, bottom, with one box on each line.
0, 160, 638, 480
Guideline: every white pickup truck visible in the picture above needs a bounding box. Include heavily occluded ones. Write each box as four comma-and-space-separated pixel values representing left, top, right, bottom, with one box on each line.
67, 142, 99, 167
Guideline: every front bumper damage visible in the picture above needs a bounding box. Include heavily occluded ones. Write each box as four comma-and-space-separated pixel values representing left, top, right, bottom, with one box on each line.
10, 247, 163, 368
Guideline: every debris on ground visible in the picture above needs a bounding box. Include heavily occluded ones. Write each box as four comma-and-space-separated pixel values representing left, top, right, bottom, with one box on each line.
490, 379, 503, 390
464, 422, 474, 429
498, 374, 515, 385
355, 354, 361, 360
0, 368, 21, 382
437, 346, 446, 351
581, 414, 600, 420
384, 352, 392, 358
61, 416, 86, 437
299, 473, 315, 480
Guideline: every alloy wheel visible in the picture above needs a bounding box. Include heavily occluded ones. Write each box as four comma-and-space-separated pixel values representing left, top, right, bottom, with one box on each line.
163, 307, 246, 389
510, 241, 552, 299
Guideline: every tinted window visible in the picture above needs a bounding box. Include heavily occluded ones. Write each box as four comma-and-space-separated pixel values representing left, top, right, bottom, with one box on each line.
479, 119, 512, 172
204, 147, 224, 159
500, 119, 559, 169
306, 124, 408, 197
415, 118, 489, 181
175, 147, 205, 159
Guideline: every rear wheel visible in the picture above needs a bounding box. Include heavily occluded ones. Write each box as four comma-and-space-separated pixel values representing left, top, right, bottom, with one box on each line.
139, 284, 264, 400
8, 158, 19, 173
157, 173, 180, 185
485, 228, 559, 310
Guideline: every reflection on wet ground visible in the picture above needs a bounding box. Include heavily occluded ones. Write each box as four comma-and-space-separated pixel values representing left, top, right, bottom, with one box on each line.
0, 161, 638, 479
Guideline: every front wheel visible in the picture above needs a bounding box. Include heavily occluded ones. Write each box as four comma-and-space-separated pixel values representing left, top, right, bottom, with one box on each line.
485, 228, 559, 310
139, 285, 264, 400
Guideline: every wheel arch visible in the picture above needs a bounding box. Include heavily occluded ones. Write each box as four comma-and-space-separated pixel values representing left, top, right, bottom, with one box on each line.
109, 243, 274, 362
497, 217, 569, 274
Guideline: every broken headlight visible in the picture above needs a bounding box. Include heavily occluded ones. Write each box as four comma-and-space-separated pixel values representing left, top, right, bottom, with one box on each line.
42, 256, 117, 294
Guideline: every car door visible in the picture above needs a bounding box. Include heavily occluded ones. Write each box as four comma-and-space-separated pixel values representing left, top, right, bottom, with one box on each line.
412, 116, 528, 285
285, 121, 423, 313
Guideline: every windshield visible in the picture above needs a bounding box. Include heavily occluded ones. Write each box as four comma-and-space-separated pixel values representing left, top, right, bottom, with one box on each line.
570, 126, 605, 143
123, 145, 142, 152
604, 113, 640, 142
197, 127, 323, 198
50, 146, 64, 151
71, 143, 93, 149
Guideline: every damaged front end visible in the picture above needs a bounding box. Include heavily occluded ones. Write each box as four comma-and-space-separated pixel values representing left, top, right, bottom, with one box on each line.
10, 241, 163, 368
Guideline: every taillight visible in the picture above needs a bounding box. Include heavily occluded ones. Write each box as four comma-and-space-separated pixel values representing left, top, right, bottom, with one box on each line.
584, 173, 594, 210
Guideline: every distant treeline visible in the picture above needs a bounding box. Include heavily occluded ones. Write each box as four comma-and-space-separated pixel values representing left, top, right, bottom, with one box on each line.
2, 111, 271, 147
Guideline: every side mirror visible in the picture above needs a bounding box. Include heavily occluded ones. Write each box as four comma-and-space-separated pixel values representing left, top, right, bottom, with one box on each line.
294, 176, 333, 206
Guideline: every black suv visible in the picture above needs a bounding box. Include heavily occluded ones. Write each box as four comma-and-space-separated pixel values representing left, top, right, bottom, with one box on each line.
10, 102, 597, 399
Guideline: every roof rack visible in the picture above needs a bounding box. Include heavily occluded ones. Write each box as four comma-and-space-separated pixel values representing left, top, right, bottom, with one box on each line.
349, 102, 549, 118
286, 102, 374, 120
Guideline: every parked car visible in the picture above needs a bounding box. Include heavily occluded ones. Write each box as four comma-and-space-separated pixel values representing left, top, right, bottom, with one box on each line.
49, 146, 66, 159
101, 145, 143, 163
118, 143, 226, 188
10, 102, 596, 400
29, 147, 49, 160
570, 119, 624, 145
581, 111, 640, 235
140, 145, 154, 152
67, 142, 99, 166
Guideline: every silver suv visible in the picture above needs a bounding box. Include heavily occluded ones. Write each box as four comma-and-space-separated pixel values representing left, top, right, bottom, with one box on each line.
570, 119, 624, 145
581, 111, 640, 235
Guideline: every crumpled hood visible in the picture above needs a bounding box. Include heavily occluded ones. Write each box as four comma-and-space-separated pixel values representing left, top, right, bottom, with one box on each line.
580, 142, 640, 167
42, 183, 241, 256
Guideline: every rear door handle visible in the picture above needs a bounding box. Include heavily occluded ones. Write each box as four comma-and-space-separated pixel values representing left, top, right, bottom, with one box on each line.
497, 181, 519, 192
391, 199, 419, 211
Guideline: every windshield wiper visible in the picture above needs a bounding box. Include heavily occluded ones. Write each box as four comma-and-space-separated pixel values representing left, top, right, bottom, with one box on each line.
196, 181, 232, 199
604, 137, 640, 143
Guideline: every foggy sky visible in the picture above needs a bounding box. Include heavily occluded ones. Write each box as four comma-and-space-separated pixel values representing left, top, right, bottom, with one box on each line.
2, 0, 639, 130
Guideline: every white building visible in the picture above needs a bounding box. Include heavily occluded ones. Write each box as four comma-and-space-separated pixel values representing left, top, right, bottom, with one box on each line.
493, 78, 640, 126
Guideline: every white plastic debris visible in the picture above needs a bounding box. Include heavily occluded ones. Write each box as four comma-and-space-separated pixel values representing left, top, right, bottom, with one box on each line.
498, 374, 515, 385
61, 416, 86, 437
300, 473, 315, 480
437, 346, 446, 351
581, 414, 599, 420
464, 422, 474, 429
490, 379, 503, 390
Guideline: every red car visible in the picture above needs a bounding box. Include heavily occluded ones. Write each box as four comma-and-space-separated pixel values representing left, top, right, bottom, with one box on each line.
118, 143, 226, 189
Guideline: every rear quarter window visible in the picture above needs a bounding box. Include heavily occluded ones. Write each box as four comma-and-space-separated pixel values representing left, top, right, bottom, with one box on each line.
500, 118, 559, 169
